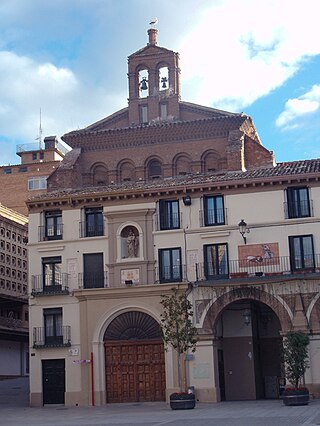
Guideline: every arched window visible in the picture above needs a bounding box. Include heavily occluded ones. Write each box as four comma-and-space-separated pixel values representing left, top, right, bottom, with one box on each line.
158, 66, 169, 91
119, 161, 135, 182
92, 164, 108, 186
147, 159, 162, 180
174, 154, 192, 176
202, 152, 220, 173
138, 69, 149, 98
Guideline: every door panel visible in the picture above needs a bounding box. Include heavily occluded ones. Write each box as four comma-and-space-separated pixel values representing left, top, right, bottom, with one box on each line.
105, 340, 165, 403
42, 359, 65, 405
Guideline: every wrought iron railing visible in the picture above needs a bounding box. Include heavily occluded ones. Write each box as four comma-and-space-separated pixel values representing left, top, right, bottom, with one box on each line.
195, 254, 320, 282
155, 264, 187, 283
33, 325, 71, 348
78, 272, 108, 289
154, 212, 182, 231
199, 208, 226, 227
79, 221, 104, 238
38, 224, 63, 241
284, 200, 313, 219
31, 273, 70, 295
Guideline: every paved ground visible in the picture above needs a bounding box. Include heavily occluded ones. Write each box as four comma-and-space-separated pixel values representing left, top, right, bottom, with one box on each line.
1, 377, 320, 426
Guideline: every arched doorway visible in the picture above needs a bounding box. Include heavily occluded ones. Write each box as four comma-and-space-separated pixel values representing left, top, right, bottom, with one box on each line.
104, 311, 166, 403
215, 300, 283, 401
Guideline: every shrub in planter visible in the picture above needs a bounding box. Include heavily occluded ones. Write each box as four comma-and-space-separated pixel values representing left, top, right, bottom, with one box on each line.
282, 332, 310, 406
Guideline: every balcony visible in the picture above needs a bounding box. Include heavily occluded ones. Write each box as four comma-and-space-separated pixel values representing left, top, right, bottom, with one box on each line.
199, 208, 226, 227
284, 200, 313, 219
154, 212, 182, 231
38, 224, 63, 241
155, 264, 187, 284
31, 273, 70, 296
78, 271, 108, 289
195, 254, 320, 282
33, 326, 71, 348
79, 221, 104, 238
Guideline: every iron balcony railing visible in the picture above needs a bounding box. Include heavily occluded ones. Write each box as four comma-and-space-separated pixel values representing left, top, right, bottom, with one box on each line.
38, 224, 63, 241
79, 221, 104, 238
31, 273, 70, 295
284, 200, 313, 219
199, 208, 226, 227
155, 264, 187, 284
33, 325, 71, 348
155, 212, 182, 231
195, 254, 320, 282
16, 140, 69, 155
78, 272, 108, 289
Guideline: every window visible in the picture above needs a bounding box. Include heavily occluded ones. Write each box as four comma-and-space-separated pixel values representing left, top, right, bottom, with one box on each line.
3, 168, 12, 174
32, 153, 37, 160
204, 243, 228, 279
19, 166, 28, 173
44, 308, 62, 345
140, 105, 148, 124
203, 195, 225, 226
160, 103, 168, 119
42, 257, 62, 291
45, 210, 62, 240
148, 159, 162, 179
159, 248, 182, 283
159, 200, 180, 230
289, 235, 315, 271
286, 187, 311, 218
83, 253, 104, 288
84, 207, 104, 237
28, 176, 47, 190
39, 151, 44, 160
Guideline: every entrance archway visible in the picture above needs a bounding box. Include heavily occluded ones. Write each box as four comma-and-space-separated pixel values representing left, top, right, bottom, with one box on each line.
215, 300, 283, 401
104, 311, 165, 403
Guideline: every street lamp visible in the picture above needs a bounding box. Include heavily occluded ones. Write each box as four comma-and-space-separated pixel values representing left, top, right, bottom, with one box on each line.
238, 219, 249, 244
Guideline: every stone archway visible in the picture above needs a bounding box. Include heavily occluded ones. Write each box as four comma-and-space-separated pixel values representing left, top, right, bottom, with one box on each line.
201, 286, 290, 401
104, 311, 166, 403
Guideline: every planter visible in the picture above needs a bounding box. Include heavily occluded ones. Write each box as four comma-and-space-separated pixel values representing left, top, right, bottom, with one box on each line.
170, 393, 196, 410
282, 388, 309, 406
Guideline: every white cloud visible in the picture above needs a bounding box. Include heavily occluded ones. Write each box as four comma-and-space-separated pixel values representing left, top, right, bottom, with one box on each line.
178, 0, 320, 110
276, 85, 320, 128
0, 49, 125, 160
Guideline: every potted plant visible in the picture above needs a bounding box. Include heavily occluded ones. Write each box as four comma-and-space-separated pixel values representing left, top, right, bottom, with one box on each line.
160, 287, 198, 410
282, 331, 310, 406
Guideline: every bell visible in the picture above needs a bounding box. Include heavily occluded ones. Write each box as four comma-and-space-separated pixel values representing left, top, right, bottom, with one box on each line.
140, 77, 148, 91
161, 77, 167, 88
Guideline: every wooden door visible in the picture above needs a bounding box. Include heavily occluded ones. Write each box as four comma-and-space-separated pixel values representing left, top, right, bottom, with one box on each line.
105, 340, 165, 403
42, 359, 65, 405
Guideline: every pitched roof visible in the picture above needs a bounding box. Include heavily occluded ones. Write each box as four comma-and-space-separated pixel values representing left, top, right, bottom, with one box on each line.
27, 159, 320, 203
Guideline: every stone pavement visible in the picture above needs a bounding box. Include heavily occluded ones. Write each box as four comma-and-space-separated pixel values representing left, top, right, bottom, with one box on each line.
1, 377, 320, 426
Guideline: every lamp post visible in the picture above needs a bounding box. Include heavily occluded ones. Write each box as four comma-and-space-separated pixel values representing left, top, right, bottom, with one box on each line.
238, 219, 249, 244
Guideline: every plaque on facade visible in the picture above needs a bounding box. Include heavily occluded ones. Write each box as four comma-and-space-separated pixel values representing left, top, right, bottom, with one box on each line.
121, 268, 140, 285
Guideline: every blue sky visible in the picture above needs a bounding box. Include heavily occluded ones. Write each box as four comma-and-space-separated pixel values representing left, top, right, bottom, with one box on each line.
1, 0, 320, 165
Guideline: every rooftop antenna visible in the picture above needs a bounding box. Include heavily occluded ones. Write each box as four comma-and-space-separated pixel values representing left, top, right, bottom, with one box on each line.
35, 108, 43, 149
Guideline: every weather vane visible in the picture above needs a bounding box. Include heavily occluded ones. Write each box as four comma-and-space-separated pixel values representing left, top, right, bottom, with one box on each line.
149, 18, 158, 28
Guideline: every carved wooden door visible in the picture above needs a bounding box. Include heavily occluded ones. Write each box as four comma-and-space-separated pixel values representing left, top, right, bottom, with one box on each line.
105, 340, 165, 403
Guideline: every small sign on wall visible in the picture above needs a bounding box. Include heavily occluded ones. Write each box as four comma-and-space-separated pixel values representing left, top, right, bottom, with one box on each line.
193, 363, 210, 379
121, 268, 140, 285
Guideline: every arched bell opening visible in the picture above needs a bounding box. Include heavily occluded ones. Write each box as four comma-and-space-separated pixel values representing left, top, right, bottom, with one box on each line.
213, 300, 283, 401
104, 311, 166, 403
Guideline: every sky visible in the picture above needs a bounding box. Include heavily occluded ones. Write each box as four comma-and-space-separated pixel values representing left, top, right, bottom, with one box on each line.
1, 0, 320, 166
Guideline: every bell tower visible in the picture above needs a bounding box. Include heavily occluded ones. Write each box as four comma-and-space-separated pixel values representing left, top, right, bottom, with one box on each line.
127, 25, 181, 125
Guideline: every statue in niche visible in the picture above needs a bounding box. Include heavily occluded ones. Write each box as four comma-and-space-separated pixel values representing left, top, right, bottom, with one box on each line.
127, 229, 139, 257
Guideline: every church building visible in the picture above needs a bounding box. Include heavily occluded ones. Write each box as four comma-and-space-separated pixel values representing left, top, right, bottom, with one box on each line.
27, 26, 320, 406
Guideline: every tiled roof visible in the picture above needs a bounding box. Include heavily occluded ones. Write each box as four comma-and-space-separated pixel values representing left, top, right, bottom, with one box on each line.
27, 159, 320, 203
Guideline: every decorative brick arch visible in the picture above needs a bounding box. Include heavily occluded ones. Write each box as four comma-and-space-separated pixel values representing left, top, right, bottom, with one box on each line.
202, 286, 292, 333
308, 294, 320, 333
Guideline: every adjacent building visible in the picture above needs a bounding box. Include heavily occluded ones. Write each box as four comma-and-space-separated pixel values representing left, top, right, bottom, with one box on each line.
0, 204, 28, 377
0, 137, 68, 216
27, 27, 320, 406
